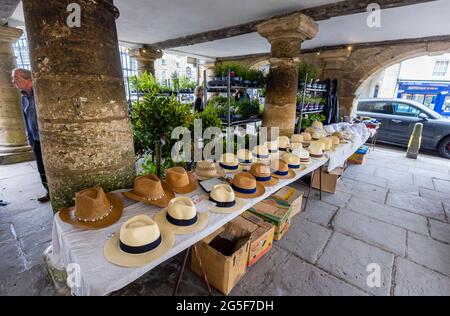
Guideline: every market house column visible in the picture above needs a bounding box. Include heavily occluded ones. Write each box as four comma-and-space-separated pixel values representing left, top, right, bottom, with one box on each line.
129, 46, 163, 76
22, 0, 136, 211
0, 26, 34, 165
257, 13, 318, 136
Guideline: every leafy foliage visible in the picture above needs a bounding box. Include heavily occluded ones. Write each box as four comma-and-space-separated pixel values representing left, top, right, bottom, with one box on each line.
301, 113, 326, 130
298, 62, 318, 82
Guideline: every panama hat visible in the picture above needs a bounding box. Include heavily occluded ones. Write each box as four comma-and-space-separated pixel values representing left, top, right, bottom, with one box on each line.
277, 136, 291, 152
237, 149, 254, 165
231, 172, 265, 199
281, 153, 305, 171
122, 175, 174, 208
270, 159, 296, 179
104, 215, 175, 268
219, 153, 242, 173
154, 197, 208, 234
165, 167, 198, 194
59, 187, 123, 230
291, 134, 303, 144
264, 141, 279, 157
308, 144, 325, 159
292, 148, 311, 165
195, 160, 226, 180
249, 163, 279, 187
252, 145, 271, 164
312, 121, 323, 129
290, 142, 303, 150
300, 132, 312, 146
209, 184, 245, 214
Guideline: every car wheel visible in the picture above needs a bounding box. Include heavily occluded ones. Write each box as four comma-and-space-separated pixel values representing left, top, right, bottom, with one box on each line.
438, 136, 450, 159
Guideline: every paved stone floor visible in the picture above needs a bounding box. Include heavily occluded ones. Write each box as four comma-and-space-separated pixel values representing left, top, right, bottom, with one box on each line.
1, 146, 450, 296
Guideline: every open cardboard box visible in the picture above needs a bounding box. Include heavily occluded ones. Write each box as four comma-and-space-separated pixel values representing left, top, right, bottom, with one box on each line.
234, 212, 275, 267
272, 186, 304, 220
311, 167, 344, 194
191, 221, 251, 295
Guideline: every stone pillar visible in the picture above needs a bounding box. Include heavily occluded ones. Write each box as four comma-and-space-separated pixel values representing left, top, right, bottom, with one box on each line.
22, 0, 136, 211
203, 62, 216, 99
318, 48, 353, 118
257, 13, 318, 136
129, 47, 163, 76
0, 26, 34, 165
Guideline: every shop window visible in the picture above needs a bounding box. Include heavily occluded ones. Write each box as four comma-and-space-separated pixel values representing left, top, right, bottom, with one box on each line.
432, 60, 449, 77
443, 96, 450, 113
424, 95, 436, 110
392, 103, 420, 117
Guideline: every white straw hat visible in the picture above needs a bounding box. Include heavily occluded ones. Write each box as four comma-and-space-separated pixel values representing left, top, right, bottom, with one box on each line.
104, 215, 175, 268
209, 184, 245, 214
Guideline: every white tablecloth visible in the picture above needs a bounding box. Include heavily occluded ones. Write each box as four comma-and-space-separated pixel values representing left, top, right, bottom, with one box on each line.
51, 158, 328, 296
326, 134, 370, 172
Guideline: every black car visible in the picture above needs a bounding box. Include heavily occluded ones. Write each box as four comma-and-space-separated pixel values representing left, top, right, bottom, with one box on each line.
357, 98, 450, 158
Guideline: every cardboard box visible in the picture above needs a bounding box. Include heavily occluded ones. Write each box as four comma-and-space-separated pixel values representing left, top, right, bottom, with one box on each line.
312, 167, 344, 194
272, 186, 304, 220
348, 153, 368, 165
235, 212, 275, 267
191, 221, 251, 295
248, 198, 291, 241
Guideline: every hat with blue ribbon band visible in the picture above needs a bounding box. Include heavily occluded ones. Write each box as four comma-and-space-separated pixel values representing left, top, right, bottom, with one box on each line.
231, 172, 265, 199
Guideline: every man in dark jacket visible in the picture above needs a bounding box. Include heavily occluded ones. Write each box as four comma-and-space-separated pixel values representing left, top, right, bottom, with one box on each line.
12, 68, 49, 202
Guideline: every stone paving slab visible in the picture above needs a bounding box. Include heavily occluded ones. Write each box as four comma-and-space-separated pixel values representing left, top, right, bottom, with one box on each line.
410, 167, 450, 181
432, 179, 450, 194
299, 199, 338, 227
0, 223, 15, 242
19, 227, 52, 269
260, 255, 367, 296
412, 174, 435, 190
0, 241, 27, 280
429, 220, 450, 244
337, 177, 388, 204
407, 232, 450, 276
9, 206, 53, 239
342, 171, 388, 188
387, 191, 446, 221
0, 264, 56, 296
374, 168, 414, 185
394, 258, 450, 296
347, 197, 429, 236
317, 232, 394, 296
310, 190, 352, 208
332, 209, 406, 256
277, 217, 332, 264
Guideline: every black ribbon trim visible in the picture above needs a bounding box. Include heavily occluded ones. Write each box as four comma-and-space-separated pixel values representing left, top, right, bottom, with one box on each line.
209, 197, 236, 208
166, 213, 198, 227
119, 235, 162, 254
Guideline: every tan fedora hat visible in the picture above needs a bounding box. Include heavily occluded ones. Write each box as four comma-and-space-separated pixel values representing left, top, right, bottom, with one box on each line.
308, 144, 325, 159
290, 142, 303, 150
195, 160, 226, 180
218, 153, 242, 173
270, 159, 296, 179
249, 163, 279, 187
277, 136, 291, 152
291, 134, 304, 144
165, 167, 198, 194
122, 175, 174, 208
154, 197, 208, 234
281, 153, 305, 171
209, 184, 245, 214
264, 141, 279, 159
252, 145, 271, 164
231, 172, 265, 199
59, 187, 123, 230
237, 149, 254, 165
104, 215, 175, 268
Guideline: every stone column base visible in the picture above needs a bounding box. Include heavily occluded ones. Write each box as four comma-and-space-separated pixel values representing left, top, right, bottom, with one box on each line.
0, 145, 34, 165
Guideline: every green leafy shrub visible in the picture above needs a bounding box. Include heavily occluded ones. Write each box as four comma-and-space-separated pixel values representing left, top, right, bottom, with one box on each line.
235, 98, 260, 119
298, 62, 318, 82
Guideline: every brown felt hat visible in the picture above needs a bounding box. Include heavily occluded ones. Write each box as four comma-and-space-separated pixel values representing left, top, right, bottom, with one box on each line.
122, 175, 175, 208
249, 163, 279, 187
59, 187, 123, 230
230, 172, 265, 199
165, 167, 198, 194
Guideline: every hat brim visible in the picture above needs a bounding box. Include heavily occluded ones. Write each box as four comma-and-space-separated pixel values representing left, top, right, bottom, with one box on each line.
153, 209, 209, 235
167, 172, 199, 194
195, 166, 226, 181
210, 197, 246, 214
104, 223, 175, 268
272, 169, 296, 180
59, 193, 124, 230
233, 182, 266, 199
122, 181, 175, 208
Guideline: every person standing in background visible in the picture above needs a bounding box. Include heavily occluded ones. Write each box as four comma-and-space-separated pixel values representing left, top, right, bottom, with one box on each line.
194, 85, 205, 113
11, 68, 49, 203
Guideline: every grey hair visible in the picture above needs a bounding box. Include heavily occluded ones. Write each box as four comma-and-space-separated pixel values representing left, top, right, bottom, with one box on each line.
194, 85, 204, 97
12, 68, 32, 80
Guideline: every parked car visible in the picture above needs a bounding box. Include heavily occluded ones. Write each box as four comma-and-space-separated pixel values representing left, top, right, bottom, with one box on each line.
357, 98, 450, 159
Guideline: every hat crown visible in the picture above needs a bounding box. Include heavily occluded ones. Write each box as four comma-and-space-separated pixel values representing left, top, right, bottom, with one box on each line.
278, 136, 290, 147
133, 175, 164, 198
167, 197, 197, 220
282, 153, 300, 165
196, 160, 215, 170
291, 142, 303, 150
291, 134, 303, 143
292, 148, 309, 158
211, 184, 235, 203
301, 132, 312, 141
237, 149, 252, 159
250, 163, 271, 176
271, 159, 289, 172
166, 167, 190, 188
120, 215, 161, 247
253, 145, 269, 155
220, 153, 238, 165
233, 172, 257, 189
264, 141, 278, 150
74, 187, 111, 221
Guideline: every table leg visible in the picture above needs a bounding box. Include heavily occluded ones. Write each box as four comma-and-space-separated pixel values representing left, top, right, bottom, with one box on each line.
172, 247, 190, 296
302, 172, 314, 212
319, 165, 323, 200
192, 245, 213, 296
